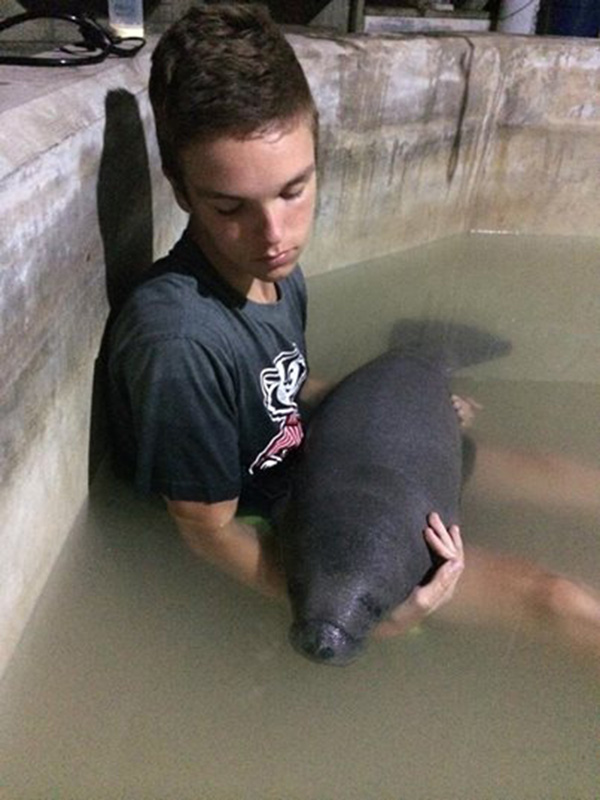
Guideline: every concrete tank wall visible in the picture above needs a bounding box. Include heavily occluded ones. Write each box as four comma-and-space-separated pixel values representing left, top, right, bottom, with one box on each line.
292, 31, 600, 272
1, 30, 598, 678
0, 52, 186, 677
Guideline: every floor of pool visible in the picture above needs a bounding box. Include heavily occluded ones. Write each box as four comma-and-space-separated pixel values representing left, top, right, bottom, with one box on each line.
1, 233, 599, 799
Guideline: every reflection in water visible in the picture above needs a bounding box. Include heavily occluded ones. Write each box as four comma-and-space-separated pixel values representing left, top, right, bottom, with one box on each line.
0, 234, 599, 797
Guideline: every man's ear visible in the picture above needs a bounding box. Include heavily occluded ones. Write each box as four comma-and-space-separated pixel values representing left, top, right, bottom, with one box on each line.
167, 173, 192, 214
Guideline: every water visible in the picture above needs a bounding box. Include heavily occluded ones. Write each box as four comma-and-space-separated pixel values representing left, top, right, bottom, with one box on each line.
1, 233, 599, 799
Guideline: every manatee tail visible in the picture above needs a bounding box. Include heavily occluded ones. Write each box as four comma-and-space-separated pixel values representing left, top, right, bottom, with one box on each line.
389, 318, 511, 373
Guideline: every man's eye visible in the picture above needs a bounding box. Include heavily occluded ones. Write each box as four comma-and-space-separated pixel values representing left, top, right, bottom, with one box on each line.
282, 185, 305, 201
214, 203, 242, 216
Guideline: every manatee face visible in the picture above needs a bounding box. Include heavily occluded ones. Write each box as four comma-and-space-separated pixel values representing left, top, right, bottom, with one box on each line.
289, 619, 364, 666
286, 572, 389, 666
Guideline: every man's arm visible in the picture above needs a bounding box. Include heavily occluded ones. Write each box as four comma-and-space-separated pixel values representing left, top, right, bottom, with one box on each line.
170, 498, 464, 643
166, 497, 286, 599
299, 375, 332, 410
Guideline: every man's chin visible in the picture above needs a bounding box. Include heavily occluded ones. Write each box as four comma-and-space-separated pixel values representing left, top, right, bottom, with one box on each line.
260, 259, 299, 282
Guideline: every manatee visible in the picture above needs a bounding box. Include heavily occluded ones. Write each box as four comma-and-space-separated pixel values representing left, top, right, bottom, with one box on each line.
278, 322, 511, 666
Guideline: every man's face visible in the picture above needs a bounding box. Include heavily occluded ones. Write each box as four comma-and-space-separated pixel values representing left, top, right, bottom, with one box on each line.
174, 117, 317, 300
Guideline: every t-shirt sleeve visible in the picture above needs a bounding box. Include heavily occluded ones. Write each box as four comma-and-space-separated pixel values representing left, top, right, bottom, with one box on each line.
120, 335, 241, 502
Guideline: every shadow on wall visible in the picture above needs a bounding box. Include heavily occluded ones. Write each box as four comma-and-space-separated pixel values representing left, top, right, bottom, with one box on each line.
89, 88, 154, 484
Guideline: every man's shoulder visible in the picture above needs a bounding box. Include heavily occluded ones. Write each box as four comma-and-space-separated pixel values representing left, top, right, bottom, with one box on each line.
111, 242, 230, 348
130, 267, 217, 318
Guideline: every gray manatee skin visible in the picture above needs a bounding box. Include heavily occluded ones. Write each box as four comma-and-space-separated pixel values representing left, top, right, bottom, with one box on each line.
279, 350, 463, 666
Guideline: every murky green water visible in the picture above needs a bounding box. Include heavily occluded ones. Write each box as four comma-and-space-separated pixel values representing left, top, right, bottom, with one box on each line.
1, 233, 599, 799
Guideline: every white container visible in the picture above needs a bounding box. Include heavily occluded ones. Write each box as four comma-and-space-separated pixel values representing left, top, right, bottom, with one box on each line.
497, 0, 541, 34
108, 0, 144, 39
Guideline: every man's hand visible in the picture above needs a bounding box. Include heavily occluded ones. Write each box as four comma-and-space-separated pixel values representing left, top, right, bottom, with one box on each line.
451, 394, 483, 430
373, 512, 465, 639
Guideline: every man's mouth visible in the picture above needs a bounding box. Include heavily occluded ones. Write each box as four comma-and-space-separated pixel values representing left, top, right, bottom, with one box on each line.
259, 248, 296, 269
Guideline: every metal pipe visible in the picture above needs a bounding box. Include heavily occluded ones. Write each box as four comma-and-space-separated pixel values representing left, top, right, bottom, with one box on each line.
348, 0, 365, 32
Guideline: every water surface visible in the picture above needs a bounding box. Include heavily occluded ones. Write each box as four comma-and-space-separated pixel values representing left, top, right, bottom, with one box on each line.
0, 233, 598, 799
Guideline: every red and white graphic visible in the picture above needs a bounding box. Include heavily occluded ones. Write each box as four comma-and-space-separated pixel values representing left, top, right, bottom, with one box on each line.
249, 345, 307, 473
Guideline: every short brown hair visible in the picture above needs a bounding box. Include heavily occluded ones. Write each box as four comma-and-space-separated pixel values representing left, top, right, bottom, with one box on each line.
149, 2, 318, 186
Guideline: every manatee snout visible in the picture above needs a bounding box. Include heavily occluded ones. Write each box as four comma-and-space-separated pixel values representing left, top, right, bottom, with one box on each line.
289, 619, 364, 666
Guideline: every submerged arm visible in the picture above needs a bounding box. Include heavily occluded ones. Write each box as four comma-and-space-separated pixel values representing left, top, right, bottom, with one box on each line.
167, 497, 286, 599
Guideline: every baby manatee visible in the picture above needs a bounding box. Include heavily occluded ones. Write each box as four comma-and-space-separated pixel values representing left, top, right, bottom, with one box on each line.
279, 323, 511, 665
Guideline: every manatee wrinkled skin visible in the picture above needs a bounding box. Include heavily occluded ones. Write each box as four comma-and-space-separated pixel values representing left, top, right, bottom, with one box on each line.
279, 325, 511, 666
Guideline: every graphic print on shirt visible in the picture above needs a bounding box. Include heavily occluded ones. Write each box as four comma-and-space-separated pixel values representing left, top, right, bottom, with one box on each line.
249, 345, 307, 474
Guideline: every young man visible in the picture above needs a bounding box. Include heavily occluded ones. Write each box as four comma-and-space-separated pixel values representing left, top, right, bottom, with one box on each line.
109, 3, 600, 658
108, 3, 463, 629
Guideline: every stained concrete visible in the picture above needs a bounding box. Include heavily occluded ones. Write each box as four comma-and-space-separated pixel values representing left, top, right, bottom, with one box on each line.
1, 29, 599, 678
293, 31, 600, 270
0, 48, 186, 676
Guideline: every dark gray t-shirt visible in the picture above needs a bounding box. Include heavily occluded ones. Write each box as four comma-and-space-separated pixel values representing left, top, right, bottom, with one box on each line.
108, 233, 308, 514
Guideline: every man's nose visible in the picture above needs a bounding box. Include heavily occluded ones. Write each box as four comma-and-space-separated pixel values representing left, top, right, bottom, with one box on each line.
256, 203, 283, 245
